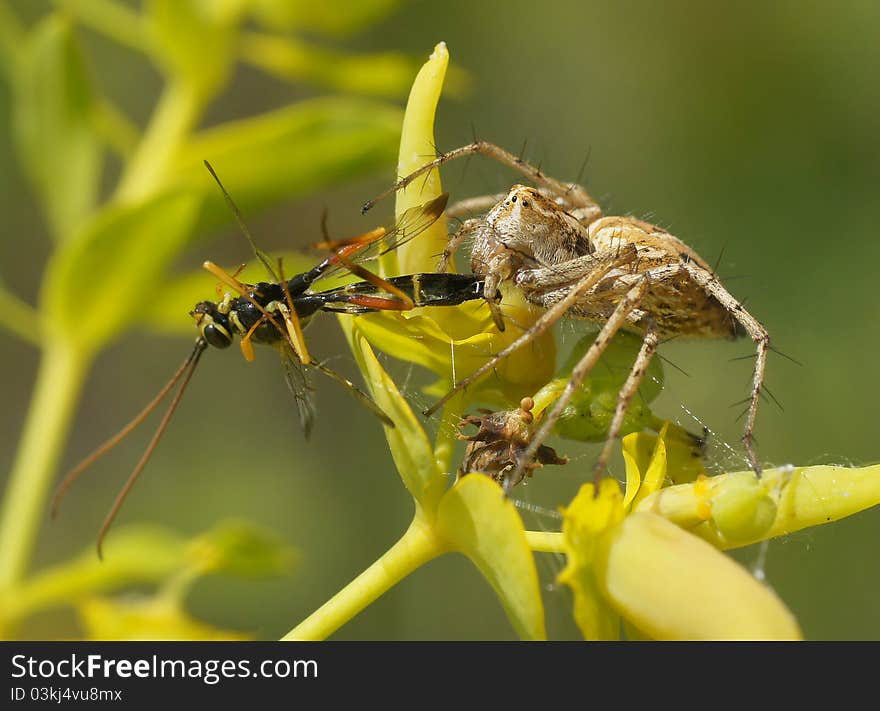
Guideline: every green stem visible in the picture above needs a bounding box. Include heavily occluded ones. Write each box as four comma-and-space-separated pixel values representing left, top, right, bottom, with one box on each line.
50, 0, 146, 53
0, 284, 41, 346
0, 342, 89, 588
0, 0, 22, 81
115, 80, 203, 202
93, 98, 139, 159
282, 514, 444, 640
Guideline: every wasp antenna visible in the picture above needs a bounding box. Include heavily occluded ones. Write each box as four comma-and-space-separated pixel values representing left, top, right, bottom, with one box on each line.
95, 340, 207, 560
203, 160, 278, 281
51, 340, 207, 520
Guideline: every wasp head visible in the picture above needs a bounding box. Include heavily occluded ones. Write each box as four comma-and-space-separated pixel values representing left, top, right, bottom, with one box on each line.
190, 301, 233, 349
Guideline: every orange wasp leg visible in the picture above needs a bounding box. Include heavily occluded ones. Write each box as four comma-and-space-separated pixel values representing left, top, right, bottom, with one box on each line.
314, 226, 415, 309
276, 258, 312, 365
239, 316, 266, 362
202, 260, 299, 360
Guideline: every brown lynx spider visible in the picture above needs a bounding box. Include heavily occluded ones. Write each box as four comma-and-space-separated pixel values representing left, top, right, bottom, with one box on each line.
364, 141, 769, 490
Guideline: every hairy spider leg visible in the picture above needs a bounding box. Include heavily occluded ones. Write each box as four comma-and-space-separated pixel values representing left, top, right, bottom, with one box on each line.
515, 258, 769, 488
681, 260, 769, 475
422, 246, 639, 418
512, 278, 654, 491
362, 141, 601, 220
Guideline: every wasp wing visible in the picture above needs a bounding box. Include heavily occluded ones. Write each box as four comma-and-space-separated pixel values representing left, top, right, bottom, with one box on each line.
280, 345, 316, 438
313, 193, 449, 284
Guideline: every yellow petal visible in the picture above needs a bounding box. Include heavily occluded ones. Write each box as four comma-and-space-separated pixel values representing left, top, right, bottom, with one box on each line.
355, 304, 555, 405
392, 41, 448, 275
637, 426, 668, 506
621, 432, 655, 509
341, 317, 445, 511
596, 512, 802, 640
436, 475, 546, 640
636, 463, 880, 550
557, 479, 625, 640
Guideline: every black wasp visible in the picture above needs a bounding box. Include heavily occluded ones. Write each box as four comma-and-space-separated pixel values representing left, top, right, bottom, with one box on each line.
53, 163, 485, 556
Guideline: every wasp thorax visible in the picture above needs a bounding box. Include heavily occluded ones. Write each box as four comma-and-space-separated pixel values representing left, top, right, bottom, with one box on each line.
190, 301, 233, 349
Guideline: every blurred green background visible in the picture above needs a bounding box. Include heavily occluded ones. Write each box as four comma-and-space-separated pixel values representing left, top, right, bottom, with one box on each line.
1, 0, 879, 640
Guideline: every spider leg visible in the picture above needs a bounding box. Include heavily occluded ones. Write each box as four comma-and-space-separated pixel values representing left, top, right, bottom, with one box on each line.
446, 193, 506, 220
681, 261, 769, 475
593, 320, 661, 482
423, 245, 638, 418
448, 189, 596, 225
509, 277, 651, 491
362, 141, 601, 220
438, 218, 483, 273
515, 251, 633, 291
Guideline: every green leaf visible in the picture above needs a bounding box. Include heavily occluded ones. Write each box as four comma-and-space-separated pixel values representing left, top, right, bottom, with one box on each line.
145, 0, 239, 97
171, 97, 402, 237
240, 33, 421, 98
250, 0, 401, 36
143, 251, 317, 334
43, 189, 202, 353
436, 475, 546, 640
12, 14, 101, 242
187, 519, 298, 578
342, 319, 444, 512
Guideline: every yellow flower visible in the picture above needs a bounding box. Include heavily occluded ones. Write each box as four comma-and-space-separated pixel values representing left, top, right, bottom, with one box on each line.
551, 429, 880, 640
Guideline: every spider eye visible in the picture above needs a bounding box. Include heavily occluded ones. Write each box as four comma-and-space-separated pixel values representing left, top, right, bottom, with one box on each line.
203, 322, 232, 349
522, 200, 529, 208
511, 194, 517, 202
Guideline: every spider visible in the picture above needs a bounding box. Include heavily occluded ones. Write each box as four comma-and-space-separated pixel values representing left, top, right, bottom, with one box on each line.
364, 141, 769, 490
